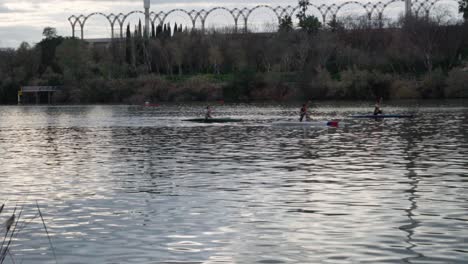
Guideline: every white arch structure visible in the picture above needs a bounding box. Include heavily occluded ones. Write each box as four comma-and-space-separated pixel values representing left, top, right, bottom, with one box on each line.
68, 0, 460, 39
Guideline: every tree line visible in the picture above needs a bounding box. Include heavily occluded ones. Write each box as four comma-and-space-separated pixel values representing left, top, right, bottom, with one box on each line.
0, 1, 468, 104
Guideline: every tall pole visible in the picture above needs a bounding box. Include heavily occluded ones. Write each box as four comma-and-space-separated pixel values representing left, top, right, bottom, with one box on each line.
144, 0, 150, 38
405, 0, 412, 17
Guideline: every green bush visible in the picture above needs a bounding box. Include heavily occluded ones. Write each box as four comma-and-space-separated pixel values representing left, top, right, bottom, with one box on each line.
303, 70, 336, 99
123, 75, 171, 104
337, 69, 393, 99
0, 79, 19, 104
79, 78, 114, 103
223, 68, 256, 101
445, 67, 468, 98
418, 69, 446, 98
390, 79, 420, 99
176, 75, 223, 101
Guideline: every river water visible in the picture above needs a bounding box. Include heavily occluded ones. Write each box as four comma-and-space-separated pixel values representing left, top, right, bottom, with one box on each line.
0, 101, 467, 264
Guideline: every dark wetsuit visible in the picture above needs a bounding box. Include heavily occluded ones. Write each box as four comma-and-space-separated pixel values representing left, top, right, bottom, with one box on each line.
373, 103, 382, 115
300, 106, 308, 122
205, 108, 212, 120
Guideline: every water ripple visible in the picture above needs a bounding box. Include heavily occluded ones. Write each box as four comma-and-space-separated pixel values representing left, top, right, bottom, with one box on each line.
0, 102, 467, 263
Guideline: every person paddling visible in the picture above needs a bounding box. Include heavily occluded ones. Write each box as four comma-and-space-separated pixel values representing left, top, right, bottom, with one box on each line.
373, 97, 383, 115
205, 106, 213, 120
299, 102, 311, 122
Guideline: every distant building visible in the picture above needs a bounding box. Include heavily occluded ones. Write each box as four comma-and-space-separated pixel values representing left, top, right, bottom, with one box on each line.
18, 86, 61, 104
84, 38, 123, 48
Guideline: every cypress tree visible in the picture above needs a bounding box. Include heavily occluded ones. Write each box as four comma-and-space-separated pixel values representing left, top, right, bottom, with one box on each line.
167, 23, 172, 38
126, 24, 131, 39
138, 20, 142, 38
151, 23, 156, 39
173, 22, 178, 37
125, 24, 132, 65
156, 24, 162, 38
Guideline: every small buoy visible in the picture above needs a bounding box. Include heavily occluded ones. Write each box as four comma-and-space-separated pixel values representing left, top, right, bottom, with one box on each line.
144, 102, 159, 107
327, 121, 339, 127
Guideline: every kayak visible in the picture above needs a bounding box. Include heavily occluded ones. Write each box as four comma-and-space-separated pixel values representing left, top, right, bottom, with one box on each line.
272, 121, 339, 128
351, 114, 414, 119
184, 118, 243, 123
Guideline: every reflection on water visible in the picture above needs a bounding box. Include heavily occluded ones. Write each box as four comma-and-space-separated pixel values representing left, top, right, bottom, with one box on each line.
400, 123, 423, 263
0, 102, 467, 264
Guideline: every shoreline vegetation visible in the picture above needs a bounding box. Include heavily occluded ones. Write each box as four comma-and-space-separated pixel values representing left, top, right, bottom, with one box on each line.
1, 3, 468, 104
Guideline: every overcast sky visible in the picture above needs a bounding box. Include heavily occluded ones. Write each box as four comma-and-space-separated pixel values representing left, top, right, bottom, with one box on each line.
0, 0, 460, 48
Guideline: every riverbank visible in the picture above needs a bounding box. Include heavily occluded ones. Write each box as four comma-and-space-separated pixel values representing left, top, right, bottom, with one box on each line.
48, 68, 468, 105
2, 16, 468, 104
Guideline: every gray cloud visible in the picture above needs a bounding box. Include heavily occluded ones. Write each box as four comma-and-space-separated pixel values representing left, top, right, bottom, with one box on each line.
0, 25, 43, 47
0, 4, 14, 13
0, 2, 34, 13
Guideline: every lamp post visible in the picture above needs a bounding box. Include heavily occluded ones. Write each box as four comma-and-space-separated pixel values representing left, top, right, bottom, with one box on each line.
405, 0, 412, 17
144, 0, 150, 38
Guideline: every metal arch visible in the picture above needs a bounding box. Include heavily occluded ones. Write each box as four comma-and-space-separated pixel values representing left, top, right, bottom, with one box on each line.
107, 13, 122, 38
121, 10, 146, 29
423, 0, 438, 17
236, 7, 251, 32
161, 8, 196, 29
68, 15, 80, 38
81, 12, 114, 39
378, 0, 405, 18
417, 0, 459, 17
322, 4, 339, 22
111, 13, 127, 38
191, 9, 208, 31
333, 1, 373, 21
413, 0, 430, 16
69, 1, 462, 36
272, 5, 293, 19
289, 3, 326, 23
203, 7, 238, 31
68, 14, 87, 39
150, 11, 165, 26
371, 0, 406, 25
107, 13, 124, 28
186, 9, 202, 29
244, 5, 283, 32
367, 1, 385, 15
83, 12, 113, 26
239, 7, 250, 20
245, 4, 282, 22
277, 5, 295, 19
230, 8, 247, 23
366, 1, 385, 25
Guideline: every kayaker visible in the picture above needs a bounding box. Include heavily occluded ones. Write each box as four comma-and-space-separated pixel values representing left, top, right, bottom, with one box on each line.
205, 106, 212, 120
299, 102, 310, 122
374, 97, 383, 115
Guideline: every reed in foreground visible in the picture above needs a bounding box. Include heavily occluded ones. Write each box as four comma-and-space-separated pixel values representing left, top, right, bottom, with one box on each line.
0, 203, 57, 264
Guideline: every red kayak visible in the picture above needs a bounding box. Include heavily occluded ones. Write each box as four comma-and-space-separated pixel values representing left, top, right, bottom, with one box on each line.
143, 103, 160, 107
